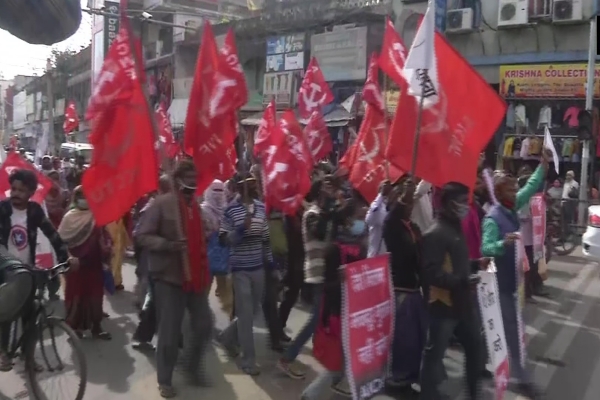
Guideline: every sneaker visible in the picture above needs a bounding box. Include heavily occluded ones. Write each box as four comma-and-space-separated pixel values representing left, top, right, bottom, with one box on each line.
0, 353, 13, 372
277, 359, 306, 379
132, 341, 155, 351
241, 365, 260, 376
331, 383, 352, 397
158, 385, 177, 398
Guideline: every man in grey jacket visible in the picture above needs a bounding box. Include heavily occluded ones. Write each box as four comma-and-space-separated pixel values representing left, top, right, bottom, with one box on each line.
136, 160, 212, 398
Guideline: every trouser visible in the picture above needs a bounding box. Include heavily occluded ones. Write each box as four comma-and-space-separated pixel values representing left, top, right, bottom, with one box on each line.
210, 275, 233, 316
219, 269, 265, 368
499, 292, 531, 384
278, 254, 304, 328
524, 245, 543, 297
302, 370, 344, 400
420, 310, 482, 400
154, 281, 212, 386
263, 268, 284, 345
391, 291, 427, 382
282, 283, 324, 362
133, 278, 156, 343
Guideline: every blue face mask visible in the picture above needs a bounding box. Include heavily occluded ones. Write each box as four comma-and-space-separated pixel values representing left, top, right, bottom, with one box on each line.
350, 220, 366, 236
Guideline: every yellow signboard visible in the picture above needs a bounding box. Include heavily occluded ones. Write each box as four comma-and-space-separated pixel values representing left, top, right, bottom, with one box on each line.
499, 64, 600, 98
385, 90, 399, 113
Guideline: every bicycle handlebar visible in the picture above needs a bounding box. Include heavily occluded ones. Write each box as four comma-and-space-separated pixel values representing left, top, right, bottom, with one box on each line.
31, 261, 71, 277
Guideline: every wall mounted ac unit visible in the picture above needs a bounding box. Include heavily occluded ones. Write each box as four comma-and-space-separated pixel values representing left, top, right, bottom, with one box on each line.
497, 0, 529, 28
553, 0, 583, 24
446, 8, 474, 33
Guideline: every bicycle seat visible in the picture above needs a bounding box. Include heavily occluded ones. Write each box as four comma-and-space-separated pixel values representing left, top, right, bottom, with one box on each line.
0, 252, 35, 323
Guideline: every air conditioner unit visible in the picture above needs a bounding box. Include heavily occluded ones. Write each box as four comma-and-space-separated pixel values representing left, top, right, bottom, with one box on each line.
446, 8, 474, 33
553, 0, 583, 24
497, 0, 529, 28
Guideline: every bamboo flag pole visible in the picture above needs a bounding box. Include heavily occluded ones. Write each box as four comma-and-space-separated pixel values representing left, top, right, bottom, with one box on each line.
383, 75, 390, 180
123, 1, 191, 282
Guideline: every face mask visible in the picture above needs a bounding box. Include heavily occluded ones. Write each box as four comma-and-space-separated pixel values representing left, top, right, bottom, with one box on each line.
77, 199, 89, 210
350, 220, 366, 236
455, 203, 470, 220
179, 181, 196, 195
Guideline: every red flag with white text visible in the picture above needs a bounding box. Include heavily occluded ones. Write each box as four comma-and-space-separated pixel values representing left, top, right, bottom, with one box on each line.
83, 22, 158, 226
297, 57, 334, 119
378, 17, 409, 88
63, 100, 79, 134
209, 29, 249, 118
262, 111, 312, 215
362, 53, 385, 113
184, 21, 237, 193
155, 102, 180, 159
303, 110, 332, 163
349, 106, 403, 202
253, 100, 278, 159
386, 12, 506, 190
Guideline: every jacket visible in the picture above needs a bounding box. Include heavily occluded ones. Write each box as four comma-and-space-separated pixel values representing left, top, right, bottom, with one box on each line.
422, 216, 479, 318
481, 165, 544, 293
136, 192, 194, 287
0, 199, 68, 266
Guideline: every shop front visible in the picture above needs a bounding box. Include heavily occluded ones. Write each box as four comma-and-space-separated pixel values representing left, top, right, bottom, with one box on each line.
496, 63, 599, 181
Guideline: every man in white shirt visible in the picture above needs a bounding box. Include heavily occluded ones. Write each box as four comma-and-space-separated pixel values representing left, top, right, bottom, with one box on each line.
366, 181, 391, 257
561, 170, 579, 233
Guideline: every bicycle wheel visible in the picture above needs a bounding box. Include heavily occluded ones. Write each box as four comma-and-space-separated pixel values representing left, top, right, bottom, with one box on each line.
25, 317, 87, 400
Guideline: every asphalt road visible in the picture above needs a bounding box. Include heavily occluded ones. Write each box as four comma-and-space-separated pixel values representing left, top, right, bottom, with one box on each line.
1, 250, 599, 400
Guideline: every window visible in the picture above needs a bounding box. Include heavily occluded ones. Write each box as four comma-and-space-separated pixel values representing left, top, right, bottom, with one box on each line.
529, 0, 553, 18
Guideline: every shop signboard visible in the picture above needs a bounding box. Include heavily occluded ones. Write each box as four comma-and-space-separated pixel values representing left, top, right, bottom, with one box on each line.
104, 1, 120, 56
263, 71, 295, 107
311, 27, 367, 82
499, 64, 600, 98
266, 54, 285, 73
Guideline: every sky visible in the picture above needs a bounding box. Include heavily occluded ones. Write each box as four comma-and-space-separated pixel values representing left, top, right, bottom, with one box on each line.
0, 0, 93, 80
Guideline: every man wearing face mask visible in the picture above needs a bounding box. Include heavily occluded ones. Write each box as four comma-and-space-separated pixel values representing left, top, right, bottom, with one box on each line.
383, 178, 428, 391
481, 152, 549, 400
136, 160, 212, 398
420, 182, 488, 400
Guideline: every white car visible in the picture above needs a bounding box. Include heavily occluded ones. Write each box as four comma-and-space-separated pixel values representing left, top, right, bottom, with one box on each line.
582, 205, 600, 259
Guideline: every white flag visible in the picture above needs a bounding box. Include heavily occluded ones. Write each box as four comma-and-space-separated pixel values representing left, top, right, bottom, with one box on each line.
402, 0, 438, 108
544, 126, 559, 174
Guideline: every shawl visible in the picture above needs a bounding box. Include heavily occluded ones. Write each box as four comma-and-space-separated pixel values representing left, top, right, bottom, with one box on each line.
57, 208, 95, 248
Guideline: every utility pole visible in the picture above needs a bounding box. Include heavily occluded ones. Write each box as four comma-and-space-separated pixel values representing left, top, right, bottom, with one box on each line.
46, 58, 55, 155
579, 16, 597, 226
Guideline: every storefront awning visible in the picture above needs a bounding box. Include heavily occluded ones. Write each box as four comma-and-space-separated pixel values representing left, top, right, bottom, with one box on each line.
168, 98, 189, 127
241, 105, 353, 127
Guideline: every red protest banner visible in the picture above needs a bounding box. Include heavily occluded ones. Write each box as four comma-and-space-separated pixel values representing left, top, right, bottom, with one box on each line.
341, 253, 393, 399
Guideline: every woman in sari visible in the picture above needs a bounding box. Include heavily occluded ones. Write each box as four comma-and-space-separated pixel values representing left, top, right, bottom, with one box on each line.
45, 170, 69, 228
58, 186, 112, 340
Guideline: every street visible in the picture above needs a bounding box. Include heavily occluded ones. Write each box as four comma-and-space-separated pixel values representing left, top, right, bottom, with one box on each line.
1, 251, 599, 400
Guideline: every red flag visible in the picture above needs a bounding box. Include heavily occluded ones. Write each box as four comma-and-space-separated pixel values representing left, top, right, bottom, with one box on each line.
184, 22, 237, 193
263, 111, 312, 215
362, 53, 385, 113
215, 144, 238, 183
349, 106, 403, 202
210, 29, 248, 118
82, 24, 159, 226
63, 100, 79, 133
0, 152, 53, 204
378, 17, 408, 88
297, 57, 334, 119
303, 110, 332, 162
155, 102, 180, 159
385, 29, 506, 190
253, 100, 278, 158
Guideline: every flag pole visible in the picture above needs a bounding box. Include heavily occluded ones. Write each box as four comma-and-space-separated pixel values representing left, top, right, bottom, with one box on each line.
122, 1, 191, 282
410, 70, 427, 176
383, 75, 390, 180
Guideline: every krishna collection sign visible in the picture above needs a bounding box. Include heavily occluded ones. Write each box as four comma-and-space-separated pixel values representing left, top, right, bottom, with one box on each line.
499, 64, 600, 98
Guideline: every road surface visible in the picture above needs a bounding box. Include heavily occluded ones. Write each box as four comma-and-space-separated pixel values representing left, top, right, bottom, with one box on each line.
1, 250, 599, 400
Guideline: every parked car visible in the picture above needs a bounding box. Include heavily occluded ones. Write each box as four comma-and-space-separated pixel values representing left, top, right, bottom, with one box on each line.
582, 205, 600, 259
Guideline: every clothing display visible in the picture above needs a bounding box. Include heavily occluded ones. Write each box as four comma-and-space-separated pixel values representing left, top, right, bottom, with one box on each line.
563, 106, 581, 127
499, 134, 580, 163
537, 105, 552, 128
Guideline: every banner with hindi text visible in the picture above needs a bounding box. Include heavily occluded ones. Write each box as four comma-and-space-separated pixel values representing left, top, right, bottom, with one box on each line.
342, 254, 394, 400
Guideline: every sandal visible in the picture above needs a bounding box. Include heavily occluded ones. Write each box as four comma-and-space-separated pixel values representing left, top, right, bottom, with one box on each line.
158, 385, 177, 398
92, 331, 112, 341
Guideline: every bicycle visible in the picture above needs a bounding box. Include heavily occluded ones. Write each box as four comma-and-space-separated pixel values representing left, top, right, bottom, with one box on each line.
0, 260, 87, 400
